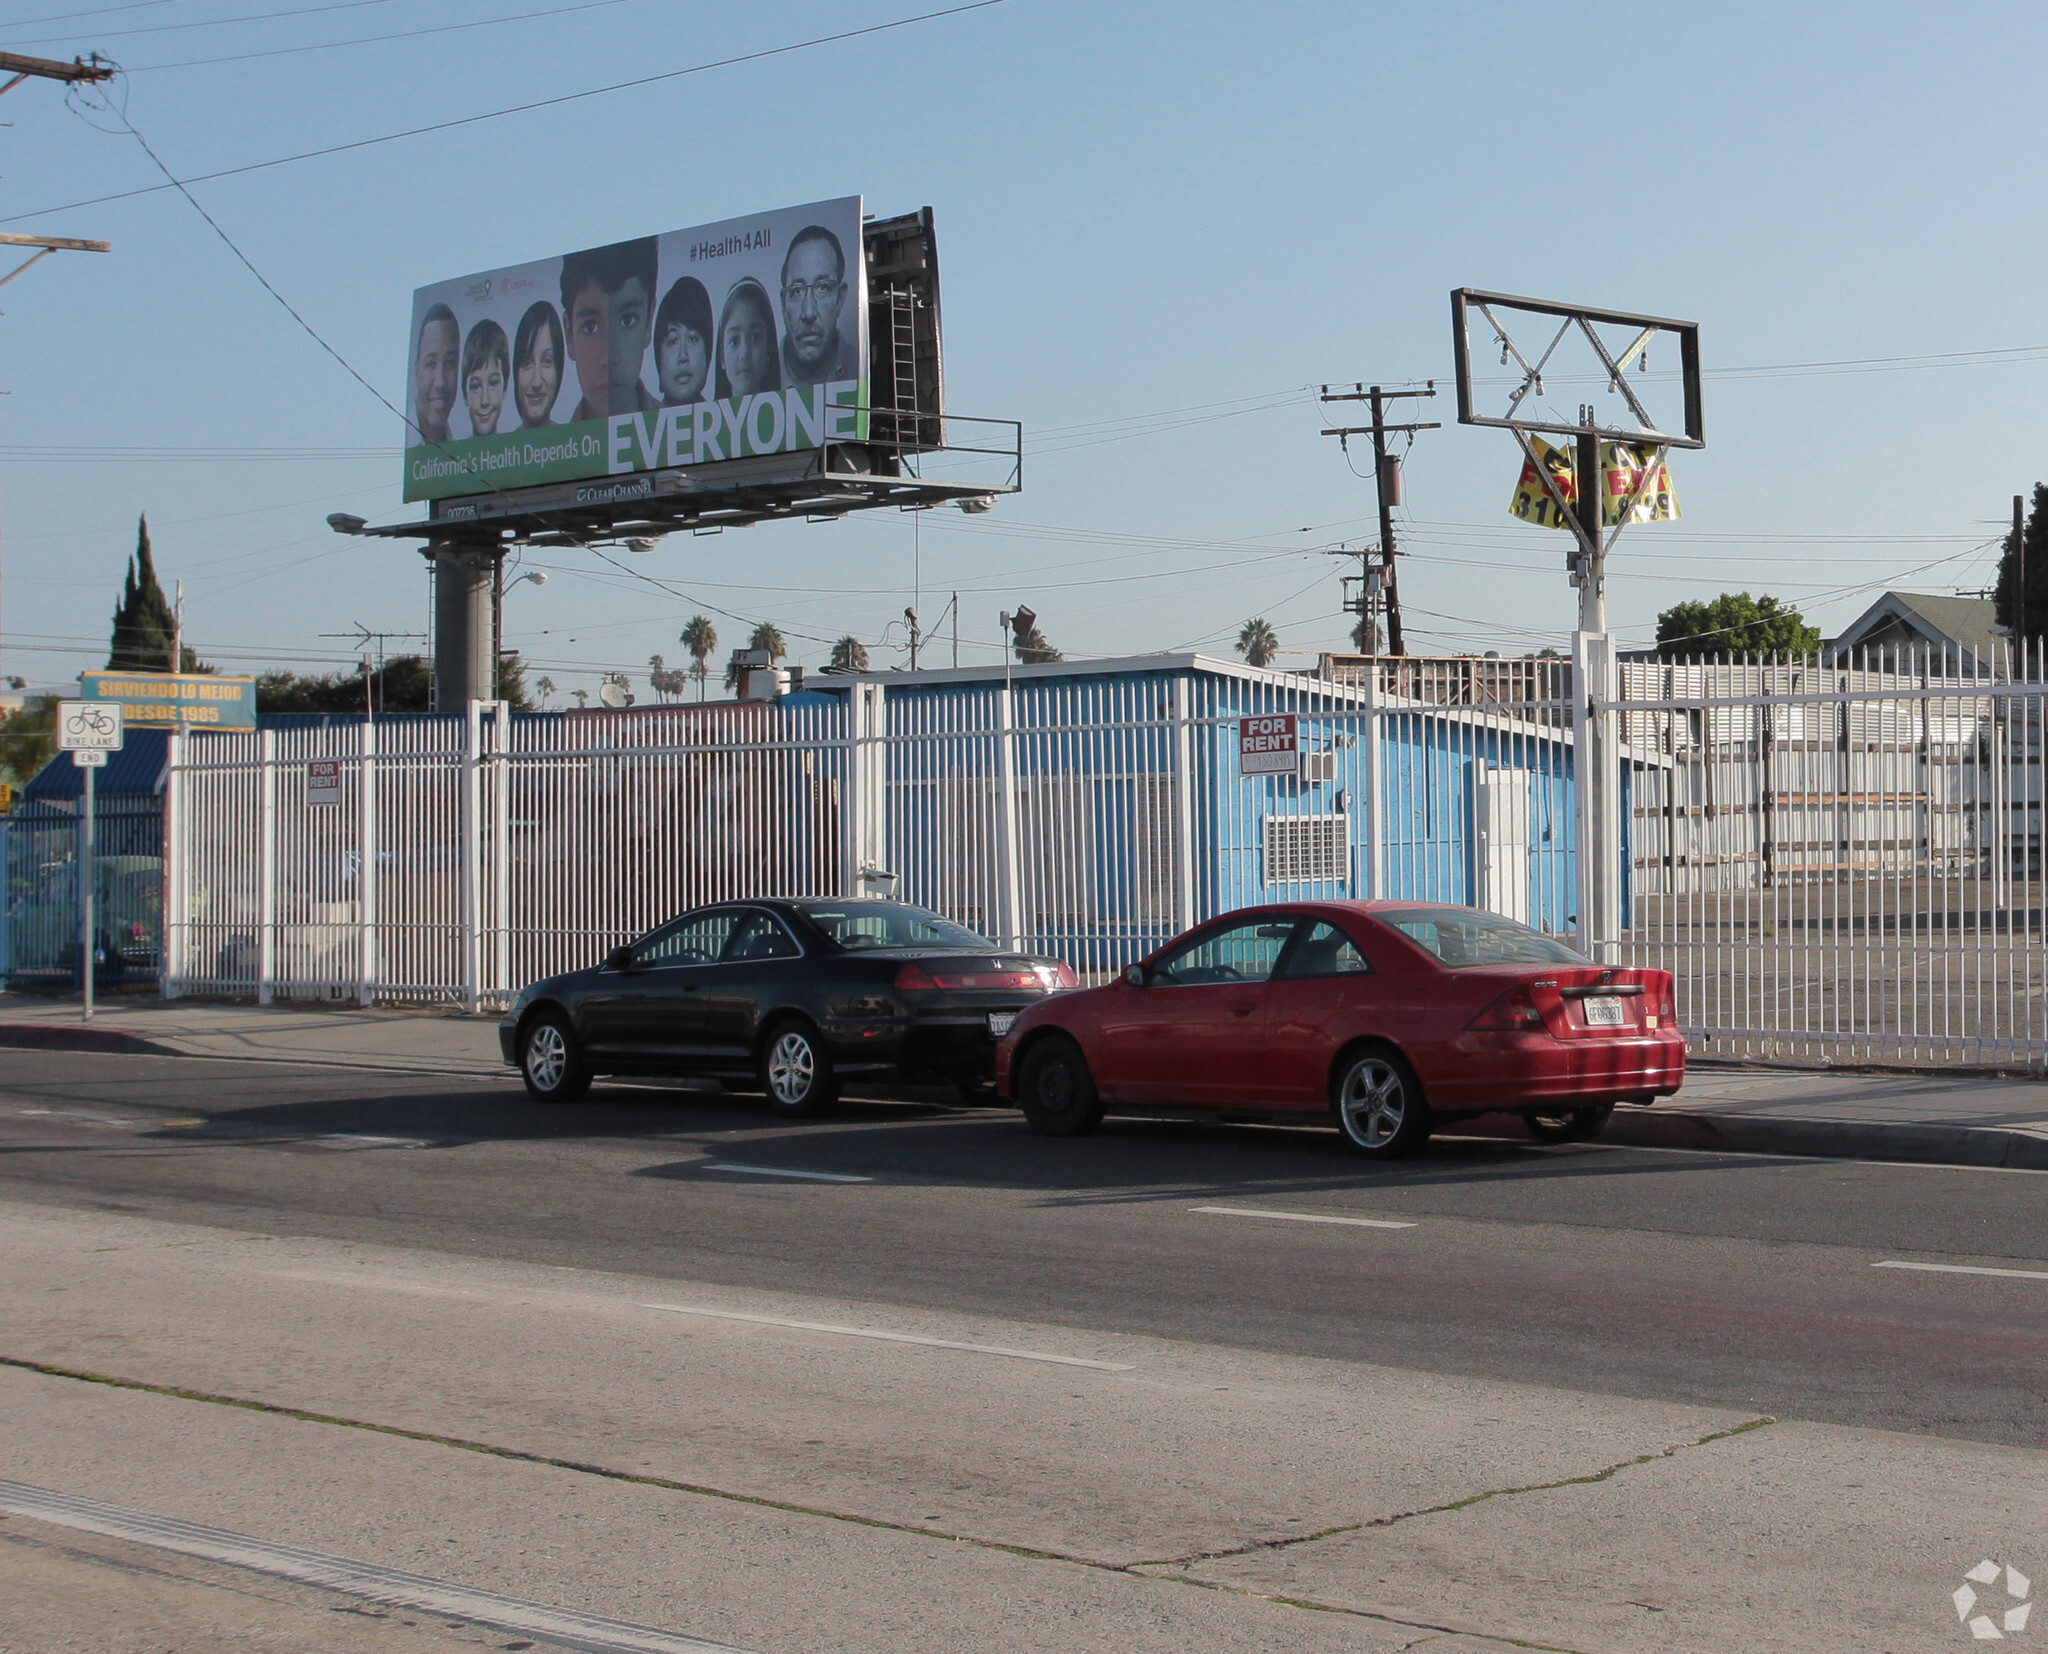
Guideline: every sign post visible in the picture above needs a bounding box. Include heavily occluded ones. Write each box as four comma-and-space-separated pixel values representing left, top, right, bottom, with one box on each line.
57, 701, 123, 1020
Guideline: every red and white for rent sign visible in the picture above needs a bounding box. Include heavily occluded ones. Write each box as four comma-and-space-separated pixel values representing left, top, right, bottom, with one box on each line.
1239, 713, 1299, 776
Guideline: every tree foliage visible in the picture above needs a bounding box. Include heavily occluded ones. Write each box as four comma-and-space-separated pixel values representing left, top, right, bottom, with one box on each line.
826, 635, 870, 672
255, 656, 435, 715
107, 515, 205, 673
1013, 625, 1062, 665
679, 616, 718, 699
0, 695, 56, 785
1655, 593, 1821, 660
1994, 482, 2048, 642
1237, 616, 1280, 668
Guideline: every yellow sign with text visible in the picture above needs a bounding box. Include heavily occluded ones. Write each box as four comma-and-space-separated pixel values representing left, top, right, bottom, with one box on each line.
1509, 438, 1680, 529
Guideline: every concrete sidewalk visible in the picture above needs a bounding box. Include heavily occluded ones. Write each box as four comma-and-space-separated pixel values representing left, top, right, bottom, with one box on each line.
3, 991, 2047, 1169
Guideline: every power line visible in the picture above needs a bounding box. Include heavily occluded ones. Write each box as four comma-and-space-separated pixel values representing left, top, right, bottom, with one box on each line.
5, 1, 1012, 223
6, 0, 405, 47
127, 0, 643, 75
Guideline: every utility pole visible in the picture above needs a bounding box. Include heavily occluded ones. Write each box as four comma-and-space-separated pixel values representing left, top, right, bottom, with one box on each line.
905, 606, 921, 672
1319, 383, 1438, 655
2016, 494, 2027, 646
0, 52, 114, 694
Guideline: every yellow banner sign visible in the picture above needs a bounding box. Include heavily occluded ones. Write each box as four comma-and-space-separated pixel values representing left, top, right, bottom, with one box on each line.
1509, 438, 1679, 529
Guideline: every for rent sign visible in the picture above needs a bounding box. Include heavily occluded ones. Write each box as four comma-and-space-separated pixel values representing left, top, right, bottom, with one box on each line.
1240, 713, 1299, 776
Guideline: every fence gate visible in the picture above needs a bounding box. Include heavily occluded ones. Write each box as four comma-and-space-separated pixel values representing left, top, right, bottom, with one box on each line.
1608, 650, 2047, 1066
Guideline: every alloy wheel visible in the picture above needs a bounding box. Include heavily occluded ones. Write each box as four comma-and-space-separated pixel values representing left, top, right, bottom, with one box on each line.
525, 1023, 567, 1092
1339, 1057, 1407, 1148
768, 1031, 816, 1105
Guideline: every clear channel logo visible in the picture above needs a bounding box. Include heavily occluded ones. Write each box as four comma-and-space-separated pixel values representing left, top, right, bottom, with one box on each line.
1956, 1560, 2031, 1640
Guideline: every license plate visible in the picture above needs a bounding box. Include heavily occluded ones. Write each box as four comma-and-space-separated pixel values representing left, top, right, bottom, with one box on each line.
987, 1012, 1017, 1037
1582, 996, 1628, 1027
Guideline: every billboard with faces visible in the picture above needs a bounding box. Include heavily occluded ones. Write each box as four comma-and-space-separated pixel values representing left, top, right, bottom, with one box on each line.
403, 195, 867, 503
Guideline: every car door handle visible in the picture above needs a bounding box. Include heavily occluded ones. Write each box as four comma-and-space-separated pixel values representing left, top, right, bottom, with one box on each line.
1230, 1002, 1256, 1017
682, 984, 700, 993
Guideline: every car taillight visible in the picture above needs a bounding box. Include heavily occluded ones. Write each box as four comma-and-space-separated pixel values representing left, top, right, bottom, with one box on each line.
895, 963, 1049, 991
1468, 984, 1547, 1031
1043, 961, 1080, 990
895, 963, 939, 991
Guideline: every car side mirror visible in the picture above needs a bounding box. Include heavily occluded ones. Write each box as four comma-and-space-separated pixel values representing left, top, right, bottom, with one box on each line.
1122, 964, 1147, 987
604, 945, 637, 973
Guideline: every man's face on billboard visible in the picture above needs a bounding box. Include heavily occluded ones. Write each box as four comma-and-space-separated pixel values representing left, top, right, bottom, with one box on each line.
782, 238, 846, 373
568, 277, 652, 415
465, 357, 506, 437
414, 317, 458, 442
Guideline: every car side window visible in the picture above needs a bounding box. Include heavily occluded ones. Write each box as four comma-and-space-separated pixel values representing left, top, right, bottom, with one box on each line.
1275, 920, 1372, 980
634, 910, 739, 968
724, 911, 802, 963
1151, 919, 1299, 986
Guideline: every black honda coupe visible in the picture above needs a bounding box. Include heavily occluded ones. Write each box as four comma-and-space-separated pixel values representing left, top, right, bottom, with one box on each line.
500, 898, 1076, 1113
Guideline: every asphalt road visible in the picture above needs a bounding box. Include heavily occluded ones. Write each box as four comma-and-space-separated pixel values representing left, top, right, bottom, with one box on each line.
2, 1049, 2045, 1447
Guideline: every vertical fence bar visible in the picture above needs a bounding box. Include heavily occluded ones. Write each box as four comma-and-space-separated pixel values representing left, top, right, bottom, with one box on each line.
257, 729, 276, 1005
159, 729, 182, 999
357, 718, 378, 1007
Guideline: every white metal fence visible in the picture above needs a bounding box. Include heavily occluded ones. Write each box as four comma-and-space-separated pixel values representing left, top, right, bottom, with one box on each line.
160, 668, 1579, 1011
156, 647, 2048, 1067
1609, 646, 2047, 1065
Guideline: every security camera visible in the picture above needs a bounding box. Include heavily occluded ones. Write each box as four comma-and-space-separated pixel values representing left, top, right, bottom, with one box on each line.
327, 513, 367, 535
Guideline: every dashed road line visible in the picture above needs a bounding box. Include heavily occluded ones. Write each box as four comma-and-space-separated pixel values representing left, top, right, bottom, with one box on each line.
1874, 1260, 2048, 1281
640, 1302, 1135, 1370
1191, 1205, 1417, 1230
0, 1477, 754, 1654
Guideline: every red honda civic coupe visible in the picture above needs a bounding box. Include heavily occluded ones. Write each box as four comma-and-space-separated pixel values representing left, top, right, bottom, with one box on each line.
995, 900, 1683, 1158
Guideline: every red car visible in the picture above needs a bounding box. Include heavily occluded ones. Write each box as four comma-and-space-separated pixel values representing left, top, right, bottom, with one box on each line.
995, 900, 1683, 1158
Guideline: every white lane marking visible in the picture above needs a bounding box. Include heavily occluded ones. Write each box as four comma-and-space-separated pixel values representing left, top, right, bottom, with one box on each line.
700, 1162, 872, 1182
641, 1303, 1135, 1371
15, 1109, 132, 1127
312, 1134, 427, 1149
0, 1478, 753, 1654
1192, 1205, 1417, 1230
1874, 1260, 2048, 1281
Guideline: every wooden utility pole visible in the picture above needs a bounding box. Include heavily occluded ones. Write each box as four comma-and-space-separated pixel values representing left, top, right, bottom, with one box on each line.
0, 51, 114, 696
1320, 384, 1438, 655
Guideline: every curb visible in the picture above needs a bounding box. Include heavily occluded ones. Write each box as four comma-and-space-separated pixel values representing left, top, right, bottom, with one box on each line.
0, 1024, 183, 1058
1603, 1107, 2048, 1170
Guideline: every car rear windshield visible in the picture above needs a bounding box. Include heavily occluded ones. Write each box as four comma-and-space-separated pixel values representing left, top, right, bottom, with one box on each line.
796, 902, 995, 953
1376, 908, 1588, 966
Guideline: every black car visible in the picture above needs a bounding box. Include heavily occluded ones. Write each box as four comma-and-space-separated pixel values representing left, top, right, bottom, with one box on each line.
499, 898, 1077, 1112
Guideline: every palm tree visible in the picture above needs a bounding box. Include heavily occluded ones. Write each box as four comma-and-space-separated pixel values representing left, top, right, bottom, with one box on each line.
535, 675, 556, 706
1013, 624, 1062, 665
827, 635, 870, 672
570, 687, 589, 708
726, 620, 789, 691
1349, 615, 1380, 655
679, 616, 717, 701
1237, 617, 1280, 669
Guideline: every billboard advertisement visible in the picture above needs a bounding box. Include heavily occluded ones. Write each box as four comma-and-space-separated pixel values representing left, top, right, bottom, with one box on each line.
405, 196, 867, 504
82, 671, 258, 729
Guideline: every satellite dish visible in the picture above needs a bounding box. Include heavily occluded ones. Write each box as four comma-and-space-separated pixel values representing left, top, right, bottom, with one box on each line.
598, 682, 630, 709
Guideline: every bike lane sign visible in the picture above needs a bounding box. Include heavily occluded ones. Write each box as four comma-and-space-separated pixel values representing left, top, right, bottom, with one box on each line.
57, 701, 124, 752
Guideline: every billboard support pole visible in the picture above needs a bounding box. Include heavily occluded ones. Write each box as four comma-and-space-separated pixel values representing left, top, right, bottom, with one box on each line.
430, 545, 494, 712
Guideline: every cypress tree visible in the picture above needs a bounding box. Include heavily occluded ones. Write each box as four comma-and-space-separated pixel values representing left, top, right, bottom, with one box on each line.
1993, 482, 2048, 644
107, 515, 179, 671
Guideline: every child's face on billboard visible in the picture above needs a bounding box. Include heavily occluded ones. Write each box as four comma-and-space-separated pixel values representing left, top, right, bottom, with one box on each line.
465, 358, 506, 436
569, 276, 651, 415
657, 323, 709, 405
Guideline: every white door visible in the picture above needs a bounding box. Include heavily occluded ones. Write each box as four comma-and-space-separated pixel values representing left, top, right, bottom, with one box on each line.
1475, 767, 1532, 924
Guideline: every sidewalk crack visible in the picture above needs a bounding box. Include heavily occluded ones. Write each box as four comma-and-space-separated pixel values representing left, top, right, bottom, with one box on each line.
1127, 1416, 1777, 1571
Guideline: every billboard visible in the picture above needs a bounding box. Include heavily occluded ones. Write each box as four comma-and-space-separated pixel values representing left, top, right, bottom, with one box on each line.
405, 196, 868, 504
82, 671, 257, 729
1508, 437, 1680, 530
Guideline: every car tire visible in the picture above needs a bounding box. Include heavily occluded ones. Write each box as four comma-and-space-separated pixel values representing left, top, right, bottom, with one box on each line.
760, 1019, 840, 1118
521, 1010, 591, 1105
1016, 1036, 1105, 1137
1525, 1103, 1615, 1144
1331, 1045, 1431, 1158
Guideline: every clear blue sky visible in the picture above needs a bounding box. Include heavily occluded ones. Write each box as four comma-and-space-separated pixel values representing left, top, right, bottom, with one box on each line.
0, 0, 2038, 695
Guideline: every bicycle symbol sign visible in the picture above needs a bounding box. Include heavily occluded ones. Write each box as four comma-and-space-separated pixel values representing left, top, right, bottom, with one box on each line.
56, 700, 124, 752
